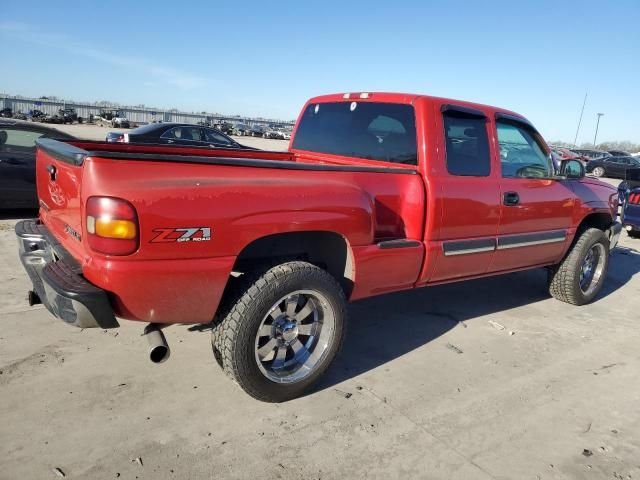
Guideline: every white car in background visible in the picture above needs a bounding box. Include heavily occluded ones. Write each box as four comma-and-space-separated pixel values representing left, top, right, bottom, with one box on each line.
265, 129, 291, 140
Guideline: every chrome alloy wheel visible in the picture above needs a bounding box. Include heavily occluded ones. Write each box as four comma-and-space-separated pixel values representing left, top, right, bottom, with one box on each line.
254, 290, 336, 384
579, 243, 606, 295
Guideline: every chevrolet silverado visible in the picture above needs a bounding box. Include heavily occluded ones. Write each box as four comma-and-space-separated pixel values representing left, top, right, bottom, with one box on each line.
16, 92, 622, 401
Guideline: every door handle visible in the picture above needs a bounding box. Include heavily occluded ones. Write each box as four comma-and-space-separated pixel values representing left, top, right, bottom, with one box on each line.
166, 139, 174, 144
503, 191, 520, 206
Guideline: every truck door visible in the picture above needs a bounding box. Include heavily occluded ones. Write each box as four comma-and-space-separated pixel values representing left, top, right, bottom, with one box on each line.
426, 105, 502, 282
490, 114, 574, 272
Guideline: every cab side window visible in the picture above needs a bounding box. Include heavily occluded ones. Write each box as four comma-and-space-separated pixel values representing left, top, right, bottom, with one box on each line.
443, 112, 490, 176
203, 128, 233, 145
496, 122, 551, 178
161, 127, 202, 141
0, 129, 44, 153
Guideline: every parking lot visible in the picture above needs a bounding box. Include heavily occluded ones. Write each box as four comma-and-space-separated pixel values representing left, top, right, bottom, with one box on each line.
1, 131, 639, 480
52, 123, 291, 151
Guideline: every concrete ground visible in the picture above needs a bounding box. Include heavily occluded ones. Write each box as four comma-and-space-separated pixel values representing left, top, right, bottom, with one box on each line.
0, 136, 638, 479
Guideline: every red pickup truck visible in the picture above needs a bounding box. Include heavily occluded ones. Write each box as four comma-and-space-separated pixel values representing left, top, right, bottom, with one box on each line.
16, 92, 621, 402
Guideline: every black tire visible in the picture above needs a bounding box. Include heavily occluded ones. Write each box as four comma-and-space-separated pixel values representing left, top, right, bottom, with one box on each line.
628, 230, 640, 239
211, 261, 347, 402
548, 228, 609, 305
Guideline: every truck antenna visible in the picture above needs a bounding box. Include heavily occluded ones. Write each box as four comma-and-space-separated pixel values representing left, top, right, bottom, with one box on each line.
572, 92, 587, 148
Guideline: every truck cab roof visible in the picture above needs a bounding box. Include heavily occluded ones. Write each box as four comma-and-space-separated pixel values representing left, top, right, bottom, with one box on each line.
307, 92, 527, 121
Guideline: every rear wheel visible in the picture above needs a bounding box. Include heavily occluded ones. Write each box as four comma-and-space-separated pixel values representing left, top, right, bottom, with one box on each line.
548, 228, 609, 305
592, 166, 605, 177
211, 261, 346, 402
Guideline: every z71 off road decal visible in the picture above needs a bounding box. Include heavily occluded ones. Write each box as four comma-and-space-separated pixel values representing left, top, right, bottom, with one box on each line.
151, 227, 211, 243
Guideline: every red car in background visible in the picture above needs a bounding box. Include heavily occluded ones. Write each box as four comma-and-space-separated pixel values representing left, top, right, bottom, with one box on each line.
551, 146, 587, 161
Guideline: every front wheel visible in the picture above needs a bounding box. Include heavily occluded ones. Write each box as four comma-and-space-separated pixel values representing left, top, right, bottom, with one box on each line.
592, 166, 605, 177
548, 228, 610, 305
212, 261, 347, 402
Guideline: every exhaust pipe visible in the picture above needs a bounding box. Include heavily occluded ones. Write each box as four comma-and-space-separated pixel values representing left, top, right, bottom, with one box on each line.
144, 324, 170, 364
28, 290, 42, 306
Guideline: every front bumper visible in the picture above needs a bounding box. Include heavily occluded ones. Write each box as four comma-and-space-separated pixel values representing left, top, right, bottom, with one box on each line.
622, 204, 640, 232
15, 219, 119, 329
609, 221, 623, 249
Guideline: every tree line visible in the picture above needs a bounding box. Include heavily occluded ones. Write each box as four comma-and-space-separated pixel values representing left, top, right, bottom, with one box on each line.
551, 140, 640, 153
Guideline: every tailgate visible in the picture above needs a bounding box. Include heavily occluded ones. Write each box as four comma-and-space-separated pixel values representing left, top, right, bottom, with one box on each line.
35, 139, 87, 261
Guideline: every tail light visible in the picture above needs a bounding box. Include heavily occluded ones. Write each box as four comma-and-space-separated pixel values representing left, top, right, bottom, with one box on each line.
86, 196, 139, 255
630, 193, 640, 205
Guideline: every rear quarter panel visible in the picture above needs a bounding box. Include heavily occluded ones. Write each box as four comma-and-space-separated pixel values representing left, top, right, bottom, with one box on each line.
79, 156, 425, 323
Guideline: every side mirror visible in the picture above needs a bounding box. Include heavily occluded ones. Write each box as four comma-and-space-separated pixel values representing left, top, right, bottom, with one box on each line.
560, 159, 585, 179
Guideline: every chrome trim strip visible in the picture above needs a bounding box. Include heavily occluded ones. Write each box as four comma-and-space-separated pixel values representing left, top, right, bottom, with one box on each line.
444, 245, 496, 256
496, 237, 565, 249
443, 230, 568, 256
443, 238, 496, 256
496, 230, 567, 250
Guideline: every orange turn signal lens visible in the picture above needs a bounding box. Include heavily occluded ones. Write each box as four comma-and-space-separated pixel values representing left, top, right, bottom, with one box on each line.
90, 217, 137, 239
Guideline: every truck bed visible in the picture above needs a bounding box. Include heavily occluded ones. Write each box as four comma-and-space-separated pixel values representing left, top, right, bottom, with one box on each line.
34, 138, 426, 324
46, 140, 417, 174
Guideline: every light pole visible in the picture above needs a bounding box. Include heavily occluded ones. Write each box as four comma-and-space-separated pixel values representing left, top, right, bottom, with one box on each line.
593, 113, 604, 148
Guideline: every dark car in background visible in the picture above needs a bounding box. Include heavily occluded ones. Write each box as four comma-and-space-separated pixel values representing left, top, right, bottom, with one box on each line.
213, 121, 234, 135
105, 123, 252, 149
586, 156, 640, 178
232, 123, 251, 136
0, 108, 28, 120
619, 168, 640, 238
572, 149, 612, 161
249, 125, 266, 137
608, 150, 631, 157
29, 109, 47, 122
0, 120, 75, 209
59, 108, 82, 124
29, 109, 64, 124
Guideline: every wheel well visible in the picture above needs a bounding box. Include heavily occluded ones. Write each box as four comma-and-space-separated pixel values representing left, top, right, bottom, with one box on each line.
576, 212, 613, 235
231, 231, 355, 298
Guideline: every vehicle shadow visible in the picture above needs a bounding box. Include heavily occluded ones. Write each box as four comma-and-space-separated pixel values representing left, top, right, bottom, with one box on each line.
599, 244, 640, 299
187, 243, 640, 397
0, 209, 38, 221
315, 269, 550, 394
313, 245, 640, 394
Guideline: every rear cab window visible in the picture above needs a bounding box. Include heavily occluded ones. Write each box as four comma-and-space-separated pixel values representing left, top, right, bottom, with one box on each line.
292, 102, 417, 166
442, 108, 491, 176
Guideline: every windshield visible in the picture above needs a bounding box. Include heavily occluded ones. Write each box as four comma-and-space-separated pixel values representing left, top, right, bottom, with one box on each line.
292, 101, 417, 165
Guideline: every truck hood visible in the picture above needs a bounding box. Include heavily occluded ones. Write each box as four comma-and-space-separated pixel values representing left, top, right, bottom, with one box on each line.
572, 176, 619, 220
578, 176, 617, 191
